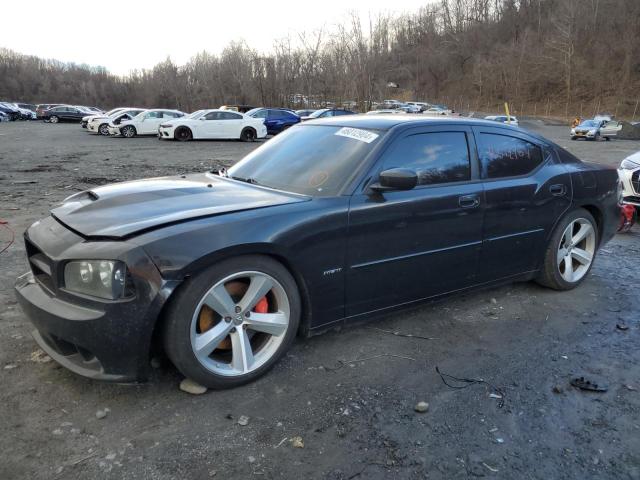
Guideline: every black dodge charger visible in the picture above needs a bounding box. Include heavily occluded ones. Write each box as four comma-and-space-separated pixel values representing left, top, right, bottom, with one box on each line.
15, 116, 620, 388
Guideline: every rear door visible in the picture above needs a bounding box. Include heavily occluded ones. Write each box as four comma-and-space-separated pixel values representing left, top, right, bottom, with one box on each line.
473, 126, 572, 281
220, 111, 244, 138
139, 111, 163, 134
346, 126, 484, 317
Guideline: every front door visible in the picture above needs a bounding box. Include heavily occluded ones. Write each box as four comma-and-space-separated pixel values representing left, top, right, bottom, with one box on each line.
346, 126, 484, 317
473, 126, 572, 281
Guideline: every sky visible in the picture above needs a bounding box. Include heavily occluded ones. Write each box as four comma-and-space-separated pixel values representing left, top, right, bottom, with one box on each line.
3, 0, 431, 75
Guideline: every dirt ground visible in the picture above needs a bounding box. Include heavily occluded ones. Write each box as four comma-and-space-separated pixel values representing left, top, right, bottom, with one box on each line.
1, 120, 639, 480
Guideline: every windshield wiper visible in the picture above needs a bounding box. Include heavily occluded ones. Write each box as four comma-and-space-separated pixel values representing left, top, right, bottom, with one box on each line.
230, 175, 261, 185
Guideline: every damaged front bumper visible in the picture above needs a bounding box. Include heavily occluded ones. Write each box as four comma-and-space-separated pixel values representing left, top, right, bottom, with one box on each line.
13, 216, 171, 383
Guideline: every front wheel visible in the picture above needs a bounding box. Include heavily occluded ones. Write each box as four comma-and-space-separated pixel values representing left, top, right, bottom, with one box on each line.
121, 125, 136, 138
49, 116, 59, 124
536, 209, 598, 290
163, 255, 301, 389
98, 123, 110, 136
174, 127, 192, 142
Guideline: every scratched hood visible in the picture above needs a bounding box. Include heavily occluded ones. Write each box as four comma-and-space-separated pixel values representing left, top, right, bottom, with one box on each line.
51, 173, 307, 238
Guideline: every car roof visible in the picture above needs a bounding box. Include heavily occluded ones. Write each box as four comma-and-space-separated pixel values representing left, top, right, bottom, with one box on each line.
304, 114, 519, 131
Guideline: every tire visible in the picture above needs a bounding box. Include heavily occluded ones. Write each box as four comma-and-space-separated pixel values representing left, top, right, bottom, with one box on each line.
98, 123, 110, 136
536, 208, 598, 291
163, 255, 301, 389
49, 116, 59, 124
121, 125, 136, 138
570, 136, 577, 140
240, 128, 256, 142
593, 132, 600, 141
174, 127, 192, 142
605, 136, 611, 141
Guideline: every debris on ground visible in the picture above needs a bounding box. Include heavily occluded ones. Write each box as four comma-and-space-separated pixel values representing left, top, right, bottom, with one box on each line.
30, 349, 52, 363
616, 323, 629, 331
291, 436, 304, 448
237, 415, 250, 426
435, 366, 505, 408
3, 364, 17, 370
179, 378, 208, 395
96, 408, 110, 419
414, 401, 429, 413
552, 385, 563, 394
570, 377, 608, 392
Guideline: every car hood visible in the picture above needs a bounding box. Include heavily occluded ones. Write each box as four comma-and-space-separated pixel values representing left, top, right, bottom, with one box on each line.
51, 173, 308, 238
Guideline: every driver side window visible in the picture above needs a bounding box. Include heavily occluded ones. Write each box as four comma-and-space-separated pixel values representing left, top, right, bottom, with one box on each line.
381, 132, 471, 186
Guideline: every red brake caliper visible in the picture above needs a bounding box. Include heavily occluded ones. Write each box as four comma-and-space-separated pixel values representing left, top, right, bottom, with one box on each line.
253, 296, 269, 313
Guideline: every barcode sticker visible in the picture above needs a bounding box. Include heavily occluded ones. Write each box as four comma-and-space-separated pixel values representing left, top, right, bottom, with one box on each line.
334, 127, 379, 143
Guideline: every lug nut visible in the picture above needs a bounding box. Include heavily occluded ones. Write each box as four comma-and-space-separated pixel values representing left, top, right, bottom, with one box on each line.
224, 316, 232, 323
245, 311, 251, 318
235, 305, 241, 313
230, 327, 236, 333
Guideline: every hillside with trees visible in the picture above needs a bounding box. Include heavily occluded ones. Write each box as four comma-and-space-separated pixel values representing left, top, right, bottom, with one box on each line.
1, 0, 639, 119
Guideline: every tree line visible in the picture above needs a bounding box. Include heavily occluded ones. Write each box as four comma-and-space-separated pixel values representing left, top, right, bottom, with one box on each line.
1, 0, 639, 119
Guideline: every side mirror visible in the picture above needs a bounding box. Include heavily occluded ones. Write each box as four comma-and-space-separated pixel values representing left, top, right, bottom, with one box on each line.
370, 168, 418, 192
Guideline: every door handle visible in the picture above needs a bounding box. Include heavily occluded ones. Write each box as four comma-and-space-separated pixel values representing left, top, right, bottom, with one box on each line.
459, 194, 480, 208
549, 184, 567, 196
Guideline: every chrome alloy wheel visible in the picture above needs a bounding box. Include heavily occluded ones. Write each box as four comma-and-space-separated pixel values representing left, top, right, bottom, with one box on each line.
557, 218, 596, 283
190, 271, 290, 377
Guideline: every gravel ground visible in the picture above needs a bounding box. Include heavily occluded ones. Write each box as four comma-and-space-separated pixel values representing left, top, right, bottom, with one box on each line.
1, 120, 639, 480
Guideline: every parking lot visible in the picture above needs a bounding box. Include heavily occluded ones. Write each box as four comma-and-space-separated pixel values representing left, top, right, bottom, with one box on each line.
1, 120, 639, 480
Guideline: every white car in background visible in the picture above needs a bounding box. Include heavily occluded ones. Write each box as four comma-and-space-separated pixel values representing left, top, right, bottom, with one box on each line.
484, 115, 519, 126
108, 109, 186, 138
366, 109, 407, 115
82, 107, 127, 128
619, 151, 640, 207
87, 108, 146, 135
157, 109, 267, 141
423, 106, 451, 116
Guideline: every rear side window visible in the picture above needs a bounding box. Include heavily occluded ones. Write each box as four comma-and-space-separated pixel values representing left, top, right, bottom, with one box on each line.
381, 132, 471, 186
220, 112, 242, 120
477, 133, 543, 178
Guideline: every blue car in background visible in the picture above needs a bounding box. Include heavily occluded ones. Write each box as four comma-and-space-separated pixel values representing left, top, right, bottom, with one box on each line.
246, 108, 300, 135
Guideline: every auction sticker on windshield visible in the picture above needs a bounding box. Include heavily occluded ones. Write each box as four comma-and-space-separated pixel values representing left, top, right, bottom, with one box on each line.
335, 127, 379, 143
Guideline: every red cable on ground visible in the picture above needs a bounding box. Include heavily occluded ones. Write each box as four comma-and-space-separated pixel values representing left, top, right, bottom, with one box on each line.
0, 220, 15, 255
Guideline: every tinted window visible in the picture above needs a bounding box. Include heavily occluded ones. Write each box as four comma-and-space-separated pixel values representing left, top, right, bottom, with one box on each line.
204, 112, 220, 120
220, 112, 242, 120
269, 110, 291, 119
145, 111, 162, 119
381, 132, 471, 186
478, 133, 544, 179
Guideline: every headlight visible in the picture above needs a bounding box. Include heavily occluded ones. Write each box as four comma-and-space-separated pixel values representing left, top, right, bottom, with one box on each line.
620, 158, 640, 170
64, 260, 132, 299
570, 128, 575, 134
588, 129, 597, 135
160, 124, 172, 128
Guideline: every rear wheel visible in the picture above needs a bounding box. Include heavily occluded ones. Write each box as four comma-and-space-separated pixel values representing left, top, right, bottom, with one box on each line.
49, 116, 59, 124
240, 128, 256, 142
163, 255, 300, 389
121, 125, 136, 138
174, 127, 192, 142
536, 209, 598, 290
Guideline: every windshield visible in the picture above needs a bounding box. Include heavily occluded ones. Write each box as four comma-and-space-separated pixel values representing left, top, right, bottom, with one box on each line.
227, 125, 383, 197
579, 120, 598, 128
308, 109, 329, 118
187, 110, 205, 119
